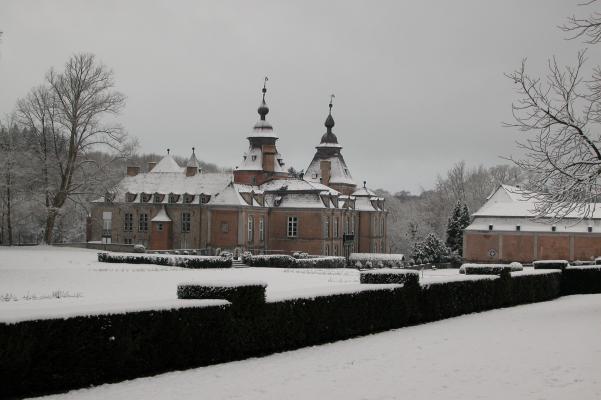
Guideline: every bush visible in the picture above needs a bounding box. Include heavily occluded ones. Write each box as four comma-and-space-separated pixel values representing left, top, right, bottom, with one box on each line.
360, 269, 419, 287
247, 255, 345, 269
133, 244, 146, 253
563, 266, 601, 294
349, 253, 405, 269
459, 263, 523, 275
97, 252, 232, 269
177, 282, 266, 310
533, 260, 569, 270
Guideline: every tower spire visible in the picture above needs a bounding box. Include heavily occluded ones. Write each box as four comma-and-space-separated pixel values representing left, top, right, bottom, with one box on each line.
258, 76, 269, 121
324, 94, 335, 132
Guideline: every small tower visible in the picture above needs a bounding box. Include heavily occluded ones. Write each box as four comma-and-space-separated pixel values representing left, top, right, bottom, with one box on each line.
305, 95, 357, 195
186, 147, 202, 177
234, 77, 288, 185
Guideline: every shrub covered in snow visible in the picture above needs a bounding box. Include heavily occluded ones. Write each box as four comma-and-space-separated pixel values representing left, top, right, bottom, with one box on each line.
246, 254, 345, 268
177, 282, 266, 309
349, 253, 406, 269
533, 260, 569, 270
292, 252, 309, 259
132, 244, 146, 253
459, 263, 523, 275
360, 269, 419, 286
97, 252, 232, 269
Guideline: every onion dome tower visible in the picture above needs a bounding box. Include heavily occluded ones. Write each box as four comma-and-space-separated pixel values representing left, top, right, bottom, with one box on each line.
234, 77, 288, 185
305, 95, 357, 195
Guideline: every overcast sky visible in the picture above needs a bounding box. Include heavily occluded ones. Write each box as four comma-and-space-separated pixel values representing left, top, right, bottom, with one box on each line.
0, 0, 589, 193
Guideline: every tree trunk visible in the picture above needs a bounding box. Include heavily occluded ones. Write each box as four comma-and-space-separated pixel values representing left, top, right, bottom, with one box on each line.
44, 208, 58, 244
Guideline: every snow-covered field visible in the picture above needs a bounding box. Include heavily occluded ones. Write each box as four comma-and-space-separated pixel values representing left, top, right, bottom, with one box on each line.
0, 246, 479, 322
32, 294, 601, 400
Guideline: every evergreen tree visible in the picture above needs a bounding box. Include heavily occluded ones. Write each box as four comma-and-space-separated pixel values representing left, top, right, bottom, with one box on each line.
411, 233, 450, 264
446, 200, 470, 255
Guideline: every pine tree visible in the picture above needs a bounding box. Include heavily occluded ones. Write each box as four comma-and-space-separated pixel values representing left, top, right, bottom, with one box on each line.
446, 200, 470, 256
411, 233, 450, 264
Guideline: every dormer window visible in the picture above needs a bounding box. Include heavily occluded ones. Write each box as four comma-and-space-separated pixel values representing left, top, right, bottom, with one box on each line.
126, 193, 137, 203
251, 155, 257, 161
200, 194, 211, 204
141, 193, 151, 203
516, 225, 521, 231
589, 226, 593, 233
551, 226, 557, 232
184, 194, 194, 204
153, 193, 164, 203
488, 224, 493, 231
169, 193, 180, 203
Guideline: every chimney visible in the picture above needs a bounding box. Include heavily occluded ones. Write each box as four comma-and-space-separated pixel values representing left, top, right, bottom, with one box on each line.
127, 166, 140, 176
148, 161, 157, 172
186, 166, 198, 177
320, 160, 331, 186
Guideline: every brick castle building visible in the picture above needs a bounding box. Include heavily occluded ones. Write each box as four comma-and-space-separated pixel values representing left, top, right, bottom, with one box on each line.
89, 83, 387, 256
463, 184, 601, 262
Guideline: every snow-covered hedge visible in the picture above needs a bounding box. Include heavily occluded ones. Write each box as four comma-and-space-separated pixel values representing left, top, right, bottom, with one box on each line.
246, 254, 346, 269
177, 282, 266, 310
349, 253, 405, 269
459, 263, 523, 275
97, 252, 232, 269
533, 260, 569, 270
563, 265, 601, 294
360, 269, 419, 286
5, 264, 591, 398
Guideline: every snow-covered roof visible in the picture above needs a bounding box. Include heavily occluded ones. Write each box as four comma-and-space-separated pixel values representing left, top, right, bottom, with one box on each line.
352, 186, 377, 197
305, 155, 355, 186
467, 184, 601, 232
151, 207, 172, 222
247, 119, 278, 139
151, 155, 184, 173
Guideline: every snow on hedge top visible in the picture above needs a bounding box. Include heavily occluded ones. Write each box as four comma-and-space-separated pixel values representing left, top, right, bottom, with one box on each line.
566, 265, 601, 270
268, 283, 400, 302
361, 268, 418, 275
532, 260, 569, 265
178, 280, 267, 288
0, 299, 229, 325
349, 253, 405, 261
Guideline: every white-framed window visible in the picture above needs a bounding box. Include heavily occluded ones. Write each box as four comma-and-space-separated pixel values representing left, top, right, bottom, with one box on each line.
248, 216, 254, 242
221, 222, 229, 233
334, 217, 339, 238
182, 212, 191, 233
333, 245, 338, 256
102, 212, 112, 237
287, 216, 298, 238
324, 216, 330, 238
259, 216, 265, 241
157, 222, 163, 231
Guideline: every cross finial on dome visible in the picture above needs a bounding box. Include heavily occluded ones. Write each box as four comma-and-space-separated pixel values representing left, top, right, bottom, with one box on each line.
363, 180, 366, 188
258, 76, 270, 121
167, 148, 170, 155
329, 94, 335, 115
192, 147, 195, 154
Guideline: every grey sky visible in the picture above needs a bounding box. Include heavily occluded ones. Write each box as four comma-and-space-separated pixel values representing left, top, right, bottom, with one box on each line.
0, 0, 586, 193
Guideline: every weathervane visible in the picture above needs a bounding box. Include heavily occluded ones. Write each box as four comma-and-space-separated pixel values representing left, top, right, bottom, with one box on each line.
329, 94, 335, 114
262, 76, 268, 101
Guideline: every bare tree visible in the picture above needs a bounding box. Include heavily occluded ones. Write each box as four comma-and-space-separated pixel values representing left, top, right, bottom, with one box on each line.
560, 0, 601, 44
39, 53, 126, 243
506, 0, 601, 219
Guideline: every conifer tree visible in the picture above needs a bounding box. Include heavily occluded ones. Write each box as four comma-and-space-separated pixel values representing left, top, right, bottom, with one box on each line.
446, 200, 470, 255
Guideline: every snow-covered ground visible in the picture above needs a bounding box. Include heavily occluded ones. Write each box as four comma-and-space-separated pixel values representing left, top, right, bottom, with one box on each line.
33, 294, 601, 400
0, 246, 484, 322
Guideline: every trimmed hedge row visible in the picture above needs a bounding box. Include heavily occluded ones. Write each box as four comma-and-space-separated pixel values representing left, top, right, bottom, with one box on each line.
2, 267, 600, 398
177, 283, 266, 311
533, 260, 569, 270
460, 263, 523, 275
97, 252, 232, 269
245, 255, 346, 269
349, 253, 406, 269
360, 270, 419, 286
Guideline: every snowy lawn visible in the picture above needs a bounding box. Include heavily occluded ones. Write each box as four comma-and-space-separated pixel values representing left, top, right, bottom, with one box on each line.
1, 246, 487, 322
32, 294, 601, 400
